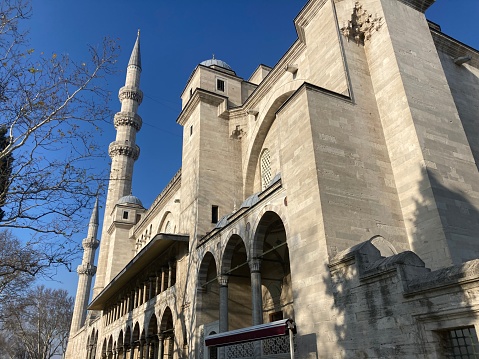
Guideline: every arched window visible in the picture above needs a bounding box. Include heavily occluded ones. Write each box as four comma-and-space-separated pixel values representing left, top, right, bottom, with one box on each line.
260, 148, 272, 191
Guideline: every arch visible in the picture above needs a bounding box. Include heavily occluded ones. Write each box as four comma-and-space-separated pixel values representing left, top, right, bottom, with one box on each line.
251, 210, 288, 258
160, 307, 175, 359
107, 335, 113, 359
221, 234, 249, 274
124, 325, 132, 357
101, 339, 107, 358
132, 322, 141, 344
369, 235, 398, 257
158, 211, 174, 234
160, 307, 174, 333
244, 91, 295, 196
252, 210, 294, 323
197, 251, 219, 288
147, 313, 159, 338
117, 330, 124, 358
221, 233, 252, 330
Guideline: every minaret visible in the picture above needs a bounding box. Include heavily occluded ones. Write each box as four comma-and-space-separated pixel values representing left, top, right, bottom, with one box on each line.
70, 198, 100, 333
93, 31, 143, 297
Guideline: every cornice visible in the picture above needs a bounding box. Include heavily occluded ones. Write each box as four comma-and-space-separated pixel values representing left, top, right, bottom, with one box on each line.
133, 169, 182, 236
397, 0, 434, 12
294, 0, 328, 44
176, 89, 228, 126
429, 25, 479, 69
242, 40, 306, 112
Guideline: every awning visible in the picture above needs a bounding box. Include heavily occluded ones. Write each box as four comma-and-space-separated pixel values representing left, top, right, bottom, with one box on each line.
88, 233, 188, 310
205, 319, 296, 347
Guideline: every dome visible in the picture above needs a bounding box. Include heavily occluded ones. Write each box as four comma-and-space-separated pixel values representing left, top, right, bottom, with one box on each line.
117, 194, 143, 207
200, 57, 233, 71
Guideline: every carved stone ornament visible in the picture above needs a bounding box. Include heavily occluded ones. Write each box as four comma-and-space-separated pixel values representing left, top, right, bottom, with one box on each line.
341, 2, 383, 45
82, 238, 100, 250
77, 264, 97, 276
114, 112, 143, 132
118, 86, 144, 104
108, 141, 140, 160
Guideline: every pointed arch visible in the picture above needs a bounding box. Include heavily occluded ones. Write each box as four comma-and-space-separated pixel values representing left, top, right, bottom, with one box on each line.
221, 233, 252, 330
252, 210, 294, 323
160, 307, 175, 359
197, 252, 220, 328
244, 90, 295, 196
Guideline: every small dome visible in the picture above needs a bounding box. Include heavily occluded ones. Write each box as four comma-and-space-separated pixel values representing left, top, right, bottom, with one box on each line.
200, 58, 233, 71
117, 194, 143, 207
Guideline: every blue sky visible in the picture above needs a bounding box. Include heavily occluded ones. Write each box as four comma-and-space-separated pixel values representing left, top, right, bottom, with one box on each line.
27, 0, 479, 296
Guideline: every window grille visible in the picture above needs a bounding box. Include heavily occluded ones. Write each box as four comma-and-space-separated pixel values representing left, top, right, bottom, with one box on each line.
217, 79, 225, 92
440, 326, 479, 358
260, 149, 272, 191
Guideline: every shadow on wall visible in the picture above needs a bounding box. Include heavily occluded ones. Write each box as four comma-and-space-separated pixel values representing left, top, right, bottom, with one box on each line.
410, 167, 479, 267
318, 167, 479, 358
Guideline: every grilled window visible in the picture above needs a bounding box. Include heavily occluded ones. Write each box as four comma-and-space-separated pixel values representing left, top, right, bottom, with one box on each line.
439, 326, 479, 358
261, 149, 272, 191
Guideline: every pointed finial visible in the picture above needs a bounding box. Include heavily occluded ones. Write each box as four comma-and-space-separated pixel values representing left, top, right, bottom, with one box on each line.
128, 30, 142, 70
212, 53, 215, 60
89, 197, 99, 226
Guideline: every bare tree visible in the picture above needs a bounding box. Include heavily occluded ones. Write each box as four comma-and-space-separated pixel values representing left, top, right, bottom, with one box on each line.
0, 0, 118, 239
1, 285, 74, 359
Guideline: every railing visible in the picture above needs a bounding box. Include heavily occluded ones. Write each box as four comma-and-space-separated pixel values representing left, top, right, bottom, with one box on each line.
221, 336, 295, 359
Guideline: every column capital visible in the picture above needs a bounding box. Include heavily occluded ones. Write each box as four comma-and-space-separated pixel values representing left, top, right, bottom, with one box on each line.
217, 274, 229, 287
249, 258, 262, 273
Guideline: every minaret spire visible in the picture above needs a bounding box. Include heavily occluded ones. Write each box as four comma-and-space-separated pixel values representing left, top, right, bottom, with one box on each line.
93, 32, 144, 297
70, 199, 100, 334
128, 29, 141, 71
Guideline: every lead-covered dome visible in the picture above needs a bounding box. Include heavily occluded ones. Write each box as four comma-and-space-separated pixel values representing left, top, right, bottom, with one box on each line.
200, 57, 233, 71
117, 194, 143, 207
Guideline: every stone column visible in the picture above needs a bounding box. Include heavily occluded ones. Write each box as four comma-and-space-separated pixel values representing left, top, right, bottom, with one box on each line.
148, 277, 154, 300
143, 282, 148, 303
129, 342, 134, 359
249, 258, 263, 325
158, 334, 164, 359
139, 339, 144, 359
160, 268, 166, 292
218, 274, 229, 359
155, 272, 160, 295
218, 275, 229, 333
168, 261, 173, 288
144, 341, 149, 359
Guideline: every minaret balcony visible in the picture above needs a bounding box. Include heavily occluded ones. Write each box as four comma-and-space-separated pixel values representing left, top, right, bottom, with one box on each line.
108, 141, 140, 160
114, 112, 143, 132
77, 264, 97, 276
82, 237, 100, 250
118, 86, 143, 104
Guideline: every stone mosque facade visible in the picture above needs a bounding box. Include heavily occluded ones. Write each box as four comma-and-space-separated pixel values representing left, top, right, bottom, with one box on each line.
66, 0, 479, 358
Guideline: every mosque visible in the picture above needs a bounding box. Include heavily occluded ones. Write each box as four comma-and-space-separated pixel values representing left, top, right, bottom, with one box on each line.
66, 0, 479, 358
